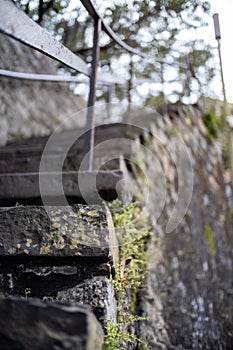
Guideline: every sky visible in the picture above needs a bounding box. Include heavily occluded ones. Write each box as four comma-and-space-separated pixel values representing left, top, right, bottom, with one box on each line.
202, 0, 233, 103
69, 0, 233, 104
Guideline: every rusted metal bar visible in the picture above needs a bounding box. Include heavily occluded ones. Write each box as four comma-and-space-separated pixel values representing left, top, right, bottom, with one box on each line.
0, 0, 185, 85
0, 0, 88, 75
126, 58, 133, 123
107, 84, 115, 119
0, 0, 186, 83
0, 69, 87, 83
0, 68, 125, 85
83, 18, 101, 171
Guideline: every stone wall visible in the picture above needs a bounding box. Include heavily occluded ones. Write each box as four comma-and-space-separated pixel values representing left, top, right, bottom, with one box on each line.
0, 35, 85, 145
133, 105, 233, 349
0, 103, 232, 349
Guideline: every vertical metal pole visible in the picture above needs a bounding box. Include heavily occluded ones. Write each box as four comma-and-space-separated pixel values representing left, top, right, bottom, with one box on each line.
227, 127, 233, 188
213, 14, 233, 191
84, 18, 101, 171
217, 38, 227, 118
213, 14, 227, 119
126, 57, 133, 123
107, 84, 115, 120
160, 61, 168, 116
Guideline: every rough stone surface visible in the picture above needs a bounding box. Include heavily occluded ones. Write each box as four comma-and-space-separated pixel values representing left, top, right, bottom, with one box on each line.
0, 204, 118, 261
0, 296, 104, 350
134, 104, 233, 349
0, 124, 137, 173
55, 276, 117, 326
0, 124, 137, 206
0, 170, 128, 205
0, 103, 232, 349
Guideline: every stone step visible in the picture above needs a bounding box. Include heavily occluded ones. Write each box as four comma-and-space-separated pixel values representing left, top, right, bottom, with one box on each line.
0, 204, 118, 262
0, 123, 136, 159
0, 296, 104, 350
0, 153, 123, 173
0, 124, 139, 174
0, 204, 118, 297
0, 170, 133, 205
47, 276, 117, 327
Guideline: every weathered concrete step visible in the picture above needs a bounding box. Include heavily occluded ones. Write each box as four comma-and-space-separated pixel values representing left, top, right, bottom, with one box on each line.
0, 123, 137, 159
0, 153, 123, 173
0, 135, 135, 174
0, 123, 142, 175
0, 204, 118, 297
0, 170, 132, 205
0, 204, 118, 264
0, 296, 104, 350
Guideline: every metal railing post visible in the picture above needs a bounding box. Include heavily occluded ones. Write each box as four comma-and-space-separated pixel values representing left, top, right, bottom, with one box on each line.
107, 84, 115, 120
227, 125, 233, 190
126, 57, 133, 123
1, 0, 192, 156
83, 18, 101, 171
213, 13, 227, 122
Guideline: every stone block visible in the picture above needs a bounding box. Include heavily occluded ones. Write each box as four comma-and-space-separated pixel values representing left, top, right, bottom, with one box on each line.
0, 296, 104, 350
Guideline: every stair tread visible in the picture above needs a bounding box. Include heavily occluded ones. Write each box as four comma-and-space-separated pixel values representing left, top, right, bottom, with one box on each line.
0, 204, 118, 263
0, 170, 128, 204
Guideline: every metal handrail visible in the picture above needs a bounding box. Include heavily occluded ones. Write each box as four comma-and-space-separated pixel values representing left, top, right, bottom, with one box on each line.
0, 69, 126, 85
0, 0, 187, 170
80, 0, 146, 58
81, 0, 187, 68
0, 0, 88, 75
80, 0, 186, 68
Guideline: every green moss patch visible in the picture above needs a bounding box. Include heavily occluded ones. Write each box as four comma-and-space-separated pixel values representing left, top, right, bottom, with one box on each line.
204, 224, 216, 254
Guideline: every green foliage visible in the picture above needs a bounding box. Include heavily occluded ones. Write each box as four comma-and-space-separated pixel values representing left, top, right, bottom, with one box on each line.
15, 0, 69, 25
202, 112, 219, 140
219, 214, 225, 225
165, 125, 178, 137
104, 322, 122, 350
16, 0, 215, 104
24, 287, 31, 299
185, 117, 192, 128
104, 200, 151, 349
204, 224, 216, 254
104, 320, 147, 350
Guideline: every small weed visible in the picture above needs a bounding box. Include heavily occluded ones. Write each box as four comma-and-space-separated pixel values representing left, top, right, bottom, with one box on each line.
203, 112, 219, 140
141, 136, 151, 146
125, 128, 137, 139
134, 190, 144, 202
165, 126, 177, 137
219, 214, 225, 225
24, 287, 31, 300
185, 117, 192, 128
104, 200, 151, 349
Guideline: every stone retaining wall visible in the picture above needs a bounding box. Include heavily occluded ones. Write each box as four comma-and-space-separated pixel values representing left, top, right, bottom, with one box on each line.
0, 104, 232, 349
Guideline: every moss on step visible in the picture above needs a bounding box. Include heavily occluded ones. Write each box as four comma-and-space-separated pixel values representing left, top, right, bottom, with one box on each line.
103, 200, 151, 350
